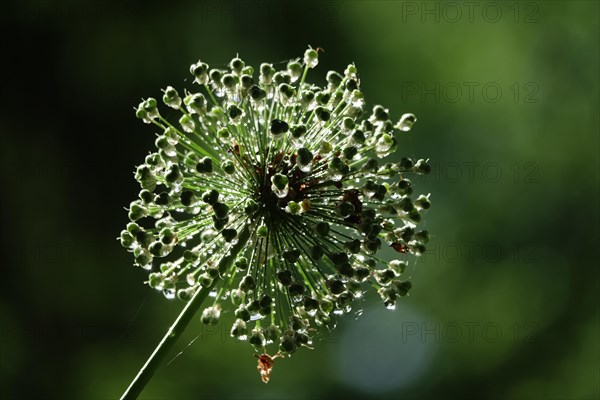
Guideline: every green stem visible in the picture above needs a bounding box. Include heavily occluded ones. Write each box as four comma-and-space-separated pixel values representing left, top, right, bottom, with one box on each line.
120, 226, 251, 399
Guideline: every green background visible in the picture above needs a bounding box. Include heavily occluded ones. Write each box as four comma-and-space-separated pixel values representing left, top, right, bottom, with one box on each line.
1, 1, 598, 399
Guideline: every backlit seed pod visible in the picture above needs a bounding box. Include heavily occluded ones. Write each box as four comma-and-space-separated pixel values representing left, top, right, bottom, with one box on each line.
124, 47, 431, 382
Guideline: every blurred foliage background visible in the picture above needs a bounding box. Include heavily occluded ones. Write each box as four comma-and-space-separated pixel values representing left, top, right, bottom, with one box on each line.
1, 1, 598, 399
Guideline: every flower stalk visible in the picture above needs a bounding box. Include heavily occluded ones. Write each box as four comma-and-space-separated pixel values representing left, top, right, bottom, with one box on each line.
121, 226, 251, 399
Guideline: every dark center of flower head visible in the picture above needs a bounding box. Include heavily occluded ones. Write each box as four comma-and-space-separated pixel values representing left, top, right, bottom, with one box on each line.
122, 48, 431, 371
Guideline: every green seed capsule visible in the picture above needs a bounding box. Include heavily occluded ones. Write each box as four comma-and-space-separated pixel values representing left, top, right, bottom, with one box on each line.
222, 228, 237, 242
235, 257, 249, 270
315, 222, 330, 237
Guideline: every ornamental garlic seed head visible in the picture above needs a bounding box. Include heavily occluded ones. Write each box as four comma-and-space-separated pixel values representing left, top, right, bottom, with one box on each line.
122, 47, 431, 382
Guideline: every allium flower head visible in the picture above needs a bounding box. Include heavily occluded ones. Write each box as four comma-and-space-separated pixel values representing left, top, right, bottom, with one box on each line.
121, 47, 431, 378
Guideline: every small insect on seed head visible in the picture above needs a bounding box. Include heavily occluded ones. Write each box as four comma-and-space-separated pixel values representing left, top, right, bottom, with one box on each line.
255, 353, 283, 384
391, 242, 410, 254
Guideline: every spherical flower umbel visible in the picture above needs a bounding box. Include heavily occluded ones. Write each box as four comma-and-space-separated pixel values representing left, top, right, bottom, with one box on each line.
121, 47, 431, 381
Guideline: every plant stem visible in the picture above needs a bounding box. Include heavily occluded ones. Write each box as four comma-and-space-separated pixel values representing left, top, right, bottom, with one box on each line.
121, 226, 251, 399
